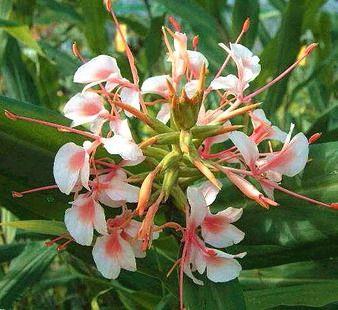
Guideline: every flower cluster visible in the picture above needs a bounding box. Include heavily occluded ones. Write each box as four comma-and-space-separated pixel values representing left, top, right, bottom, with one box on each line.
7, 4, 337, 309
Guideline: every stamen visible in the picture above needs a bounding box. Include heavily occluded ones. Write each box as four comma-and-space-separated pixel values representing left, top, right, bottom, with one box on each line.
167, 258, 181, 277
168, 16, 181, 32
243, 43, 318, 101
57, 239, 73, 251
262, 179, 334, 209
309, 132, 322, 144
12, 185, 58, 198
45, 234, 69, 247
4, 110, 99, 140
72, 42, 86, 62
192, 35, 199, 50
213, 18, 250, 80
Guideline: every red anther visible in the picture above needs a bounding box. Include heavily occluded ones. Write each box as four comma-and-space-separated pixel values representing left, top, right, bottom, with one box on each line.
104, 0, 112, 12
57, 239, 72, 251
304, 43, 318, 56
45, 235, 65, 247
309, 132, 322, 144
12, 191, 23, 198
168, 16, 181, 32
192, 35, 199, 49
4, 110, 18, 121
207, 249, 217, 256
330, 203, 338, 210
242, 17, 250, 33
72, 42, 81, 59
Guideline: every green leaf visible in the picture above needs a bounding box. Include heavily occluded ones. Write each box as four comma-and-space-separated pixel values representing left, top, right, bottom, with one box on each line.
184, 278, 246, 310
0, 243, 25, 263
36, 0, 82, 23
267, 0, 286, 12
232, 0, 260, 48
0, 18, 44, 56
244, 282, 338, 309
1, 37, 41, 104
254, 0, 306, 115
306, 102, 338, 140
143, 15, 165, 74
0, 242, 57, 308
40, 41, 81, 77
79, 0, 108, 54
1, 220, 66, 236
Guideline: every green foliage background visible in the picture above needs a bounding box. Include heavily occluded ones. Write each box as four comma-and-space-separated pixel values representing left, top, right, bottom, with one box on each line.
0, 0, 337, 309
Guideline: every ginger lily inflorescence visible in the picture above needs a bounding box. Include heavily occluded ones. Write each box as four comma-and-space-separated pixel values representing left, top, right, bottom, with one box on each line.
6, 4, 337, 310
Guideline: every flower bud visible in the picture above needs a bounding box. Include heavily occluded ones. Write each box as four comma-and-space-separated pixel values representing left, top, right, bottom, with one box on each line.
136, 166, 161, 216
161, 151, 182, 171
162, 166, 179, 201
179, 130, 193, 154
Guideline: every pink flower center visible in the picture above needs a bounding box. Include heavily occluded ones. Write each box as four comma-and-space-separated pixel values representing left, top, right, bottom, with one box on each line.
203, 215, 227, 233
69, 150, 85, 171
81, 102, 101, 116
78, 199, 95, 223
105, 233, 122, 255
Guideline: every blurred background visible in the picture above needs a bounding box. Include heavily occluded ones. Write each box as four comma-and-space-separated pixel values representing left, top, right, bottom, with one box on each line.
0, 0, 337, 309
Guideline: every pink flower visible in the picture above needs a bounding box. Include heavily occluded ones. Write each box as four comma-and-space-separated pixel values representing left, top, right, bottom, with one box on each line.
185, 244, 246, 285
194, 181, 245, 248
101, 118, 144, 162
53, 142, 91, 194
64, 194, 107, 246
210, 43, 260, 98
63, 92, 108, 128
250, 109, 287, 144
230, 127, 309, 178
228, 127, 308, 200
92, 229, 136, 279
182, 185, 245, 285
92, 211, 159, 280
258, 125, 309, 178
95, 170, 140, 208
169, 31, 208, 80
73, 55, 140, 116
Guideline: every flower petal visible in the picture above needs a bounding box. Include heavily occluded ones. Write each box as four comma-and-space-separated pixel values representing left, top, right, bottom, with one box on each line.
206, 249, 243, 282
202, 214, 244, 248
102, 135, 143, 161
109, 118, 133, 141
63, 92, 106, 127
261, 133, 309, 177
156, 103, 171, 124
187, 186, 208, 226
64, 195, 96, 246
195, 181, 220, 206
229, 131, 259, 168
74, 55, 121, 84
105, 179, 140, 203
187, 50, 208, 78
120, 87, 140, 117
92, 235, 121, 279
184, 80, 199, 99
141, 75, 170, 97
53, 143, 86, 194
